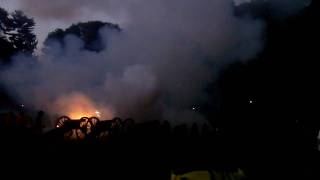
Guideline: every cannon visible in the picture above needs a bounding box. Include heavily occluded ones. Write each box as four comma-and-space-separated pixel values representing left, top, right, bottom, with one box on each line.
89, 117, 123, 141
55, 116, 100, 140
55, 116, 129, 141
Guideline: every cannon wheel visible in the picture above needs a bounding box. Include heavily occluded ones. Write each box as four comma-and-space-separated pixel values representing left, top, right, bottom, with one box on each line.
56, 116, 71, 128
84, 117, 100, 134
89, 117, 100, 127
79, 117, 90, 134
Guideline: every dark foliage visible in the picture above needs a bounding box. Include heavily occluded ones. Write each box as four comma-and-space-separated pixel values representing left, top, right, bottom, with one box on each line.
44, 21, 120, 53
0, 7, 37, 63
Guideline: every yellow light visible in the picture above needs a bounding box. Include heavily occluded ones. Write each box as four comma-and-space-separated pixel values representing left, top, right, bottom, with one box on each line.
54, 92, 114, 120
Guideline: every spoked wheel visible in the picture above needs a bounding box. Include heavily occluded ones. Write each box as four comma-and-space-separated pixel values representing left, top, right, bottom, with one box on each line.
89, 117, 100, 127
79, 117, 90, 134
80, 117, 90, 126
56, 116, 71, 128
79, 117, 100, 134
84, 117, 99, 136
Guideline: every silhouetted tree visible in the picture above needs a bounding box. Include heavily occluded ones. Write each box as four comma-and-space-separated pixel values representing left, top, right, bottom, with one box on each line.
0, 7, 37, 63
9, 10, 37, 54
44, 21, 120, 53
1, 7, 15, 63
0, 7, 37, 110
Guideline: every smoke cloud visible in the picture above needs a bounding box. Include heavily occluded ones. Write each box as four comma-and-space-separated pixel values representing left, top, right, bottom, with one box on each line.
0, 0, 311, 126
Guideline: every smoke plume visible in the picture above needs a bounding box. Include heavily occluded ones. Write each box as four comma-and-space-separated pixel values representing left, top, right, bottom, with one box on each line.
0, 0, 311, 126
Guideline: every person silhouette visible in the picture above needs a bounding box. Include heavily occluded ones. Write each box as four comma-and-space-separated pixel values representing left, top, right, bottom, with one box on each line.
34, 111, 44, 134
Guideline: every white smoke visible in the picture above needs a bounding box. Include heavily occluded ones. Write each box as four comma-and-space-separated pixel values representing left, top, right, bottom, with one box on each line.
0, 0, 311, 126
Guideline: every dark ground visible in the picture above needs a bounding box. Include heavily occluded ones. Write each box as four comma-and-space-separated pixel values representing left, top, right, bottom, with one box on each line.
0, 115, 319, 180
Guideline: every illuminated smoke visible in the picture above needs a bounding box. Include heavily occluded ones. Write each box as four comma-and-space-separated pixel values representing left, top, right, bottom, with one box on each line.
0, 0, 311, 127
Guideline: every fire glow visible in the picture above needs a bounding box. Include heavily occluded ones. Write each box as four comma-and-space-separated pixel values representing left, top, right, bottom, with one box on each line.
54, 92, 114, 120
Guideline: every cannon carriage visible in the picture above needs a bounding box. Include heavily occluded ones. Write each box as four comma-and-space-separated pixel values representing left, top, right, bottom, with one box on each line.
55, 115, 135, 141
55, 116, 126, 139
55, 116, 100, 140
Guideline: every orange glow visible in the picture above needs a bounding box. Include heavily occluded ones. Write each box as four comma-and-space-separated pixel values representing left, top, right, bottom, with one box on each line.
54, 92, 114, 120
68, 109, 94, 119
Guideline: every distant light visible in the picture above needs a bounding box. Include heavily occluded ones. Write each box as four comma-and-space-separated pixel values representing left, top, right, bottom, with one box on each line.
95, 110, 101, 117
192, 105, 197, 111
249, 100, 254, 104
21, 104, 25, 108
